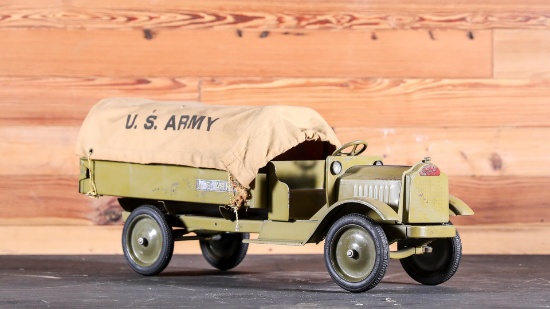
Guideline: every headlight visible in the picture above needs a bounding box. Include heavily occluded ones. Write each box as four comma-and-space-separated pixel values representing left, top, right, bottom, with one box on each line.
330, 161, 342, 175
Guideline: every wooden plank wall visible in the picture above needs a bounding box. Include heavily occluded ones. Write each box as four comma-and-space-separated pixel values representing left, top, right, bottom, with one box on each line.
1, 0, 550, 254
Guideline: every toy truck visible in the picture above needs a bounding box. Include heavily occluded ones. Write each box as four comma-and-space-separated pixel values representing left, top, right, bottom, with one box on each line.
77, 98, 473, 293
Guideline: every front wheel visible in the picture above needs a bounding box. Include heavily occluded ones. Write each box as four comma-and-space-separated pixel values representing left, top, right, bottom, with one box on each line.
324, 214, 389, 293
398, 231, 462, 285
199, 232, 249, 271
122, 205, 174, 276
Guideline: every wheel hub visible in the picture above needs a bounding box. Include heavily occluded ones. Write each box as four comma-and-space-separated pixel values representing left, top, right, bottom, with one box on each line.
138, 237, 149, 247
126, 215, 163, 267
332, 225, 377, 283
347, 249, 358, 259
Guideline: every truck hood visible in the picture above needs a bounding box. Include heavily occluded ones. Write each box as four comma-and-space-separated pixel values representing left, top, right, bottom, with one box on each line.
338, 165, 411, 208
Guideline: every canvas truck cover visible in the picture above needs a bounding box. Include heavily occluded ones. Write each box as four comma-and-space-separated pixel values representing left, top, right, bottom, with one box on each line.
76, 98, 341, 187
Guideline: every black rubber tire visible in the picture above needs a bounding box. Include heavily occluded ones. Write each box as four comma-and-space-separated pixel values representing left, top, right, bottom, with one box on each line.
199, 232, 249, 271
324, 214, 389, 293
398, 230, 462, 285
122, 205, 174, 276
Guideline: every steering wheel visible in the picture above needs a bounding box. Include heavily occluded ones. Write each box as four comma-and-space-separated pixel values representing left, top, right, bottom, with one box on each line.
332, 140, 368, 157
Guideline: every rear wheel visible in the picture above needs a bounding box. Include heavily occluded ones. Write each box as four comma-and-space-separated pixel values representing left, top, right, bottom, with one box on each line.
324, 214, 389, 292
122, 205, 174, 276
398, 231, 462, 285
199, 232, 249, 271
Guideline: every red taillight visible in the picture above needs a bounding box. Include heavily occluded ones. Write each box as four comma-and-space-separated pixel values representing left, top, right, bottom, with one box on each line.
420, 165, 440, 176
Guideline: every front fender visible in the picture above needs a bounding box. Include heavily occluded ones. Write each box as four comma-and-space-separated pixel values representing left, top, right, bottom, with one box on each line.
306, 197, 400, 244
449, 195, 474, 216
330, 197, 400, 222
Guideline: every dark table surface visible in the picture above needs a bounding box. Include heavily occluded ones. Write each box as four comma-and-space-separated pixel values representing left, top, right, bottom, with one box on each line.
1, 254, 549, 308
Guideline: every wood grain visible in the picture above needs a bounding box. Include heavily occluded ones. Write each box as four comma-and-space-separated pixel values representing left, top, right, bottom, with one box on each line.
0, 77, 199, 126
1, 126, 547, 177
0, 29, 492, 78
0, 176, 122, 225
1, 0, 549, 253
201, 78, 550, 128
336, 127, 549, 177
1, 175, 548, 226
1, 0, 550, 30
449, 177, 550, 226
0, 126, 79, 176
5, 77, 550, 127
2, 224, 550, 254
494, 30, 550, 78
457, 224, 550, 254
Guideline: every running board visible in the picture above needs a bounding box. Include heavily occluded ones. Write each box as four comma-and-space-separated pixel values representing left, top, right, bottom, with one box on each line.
243, 239, 304, 246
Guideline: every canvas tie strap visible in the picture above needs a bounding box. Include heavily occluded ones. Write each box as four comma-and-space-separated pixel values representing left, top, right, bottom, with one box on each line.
228, 173, 249, 231
85, 149, 99, 199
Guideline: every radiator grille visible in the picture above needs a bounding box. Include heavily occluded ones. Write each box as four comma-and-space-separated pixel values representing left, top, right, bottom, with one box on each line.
406, 172, 449, 223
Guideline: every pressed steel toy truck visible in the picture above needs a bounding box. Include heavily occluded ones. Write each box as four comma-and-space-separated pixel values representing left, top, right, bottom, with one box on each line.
77, 99, 473, 293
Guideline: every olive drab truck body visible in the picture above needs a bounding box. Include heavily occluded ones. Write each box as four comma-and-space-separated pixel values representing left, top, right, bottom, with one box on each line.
77, 98, 473, 293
